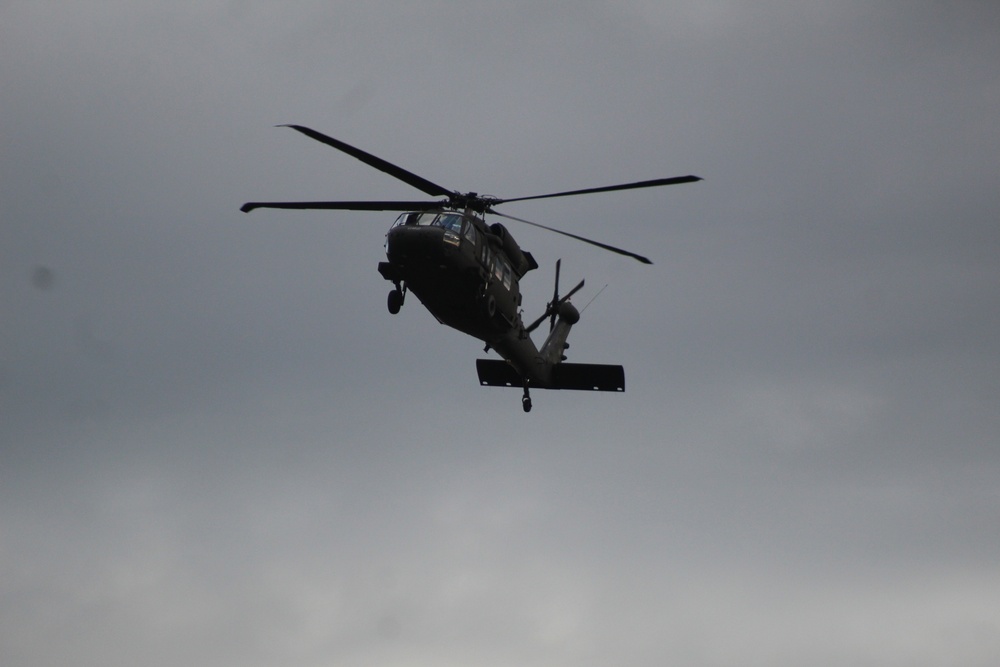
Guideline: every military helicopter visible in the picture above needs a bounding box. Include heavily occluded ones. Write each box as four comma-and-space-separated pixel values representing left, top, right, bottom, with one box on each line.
242, 125, 700, 412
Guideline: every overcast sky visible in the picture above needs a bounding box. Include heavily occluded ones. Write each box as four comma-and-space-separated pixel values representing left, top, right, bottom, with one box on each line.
3, 2, 1000, 665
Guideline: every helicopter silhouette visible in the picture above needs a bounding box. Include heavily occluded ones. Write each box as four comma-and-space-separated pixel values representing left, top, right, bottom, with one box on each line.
242, 125, 700, 412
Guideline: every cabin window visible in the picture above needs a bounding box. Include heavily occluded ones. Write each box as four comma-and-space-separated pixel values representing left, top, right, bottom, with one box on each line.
464, 222, 478, 247
502, 262, 512, 290
493, 257, 504, 284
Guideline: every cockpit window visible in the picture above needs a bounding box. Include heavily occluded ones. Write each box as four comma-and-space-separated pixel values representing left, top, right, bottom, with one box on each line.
393, 212, 443, 227
393, 211, 446, 227
434, 213, 464, 234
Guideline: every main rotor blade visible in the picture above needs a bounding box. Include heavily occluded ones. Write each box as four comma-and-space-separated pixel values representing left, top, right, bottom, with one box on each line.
494, 175, 701, 205
279, 125, 456, 199
490, 210, 653, 264
241, 200, 443, 213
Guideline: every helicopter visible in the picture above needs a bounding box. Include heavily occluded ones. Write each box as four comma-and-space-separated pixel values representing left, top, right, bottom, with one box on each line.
242, 125, 700, 412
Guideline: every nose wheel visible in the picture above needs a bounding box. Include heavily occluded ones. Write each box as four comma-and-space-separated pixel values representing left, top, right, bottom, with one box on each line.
521, 383, 532, 413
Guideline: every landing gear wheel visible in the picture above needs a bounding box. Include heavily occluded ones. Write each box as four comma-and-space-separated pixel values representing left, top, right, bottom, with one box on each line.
387, 289, 403, 314
522, 396, 532, 413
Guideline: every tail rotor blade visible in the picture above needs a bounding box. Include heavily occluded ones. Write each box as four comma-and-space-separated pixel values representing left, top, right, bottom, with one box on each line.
550, 259, 562, 331
562, 279, 585, 302
551, 279, 586, 332
525, 310, 550, 335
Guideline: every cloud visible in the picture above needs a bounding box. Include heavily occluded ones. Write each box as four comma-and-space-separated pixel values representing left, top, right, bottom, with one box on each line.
3, 2, 1000, 666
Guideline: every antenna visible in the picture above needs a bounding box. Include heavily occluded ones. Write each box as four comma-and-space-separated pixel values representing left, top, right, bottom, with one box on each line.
580, 284, 609, 315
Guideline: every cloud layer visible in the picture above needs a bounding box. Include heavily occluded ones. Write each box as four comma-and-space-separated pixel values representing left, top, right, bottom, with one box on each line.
3, 2, 1000, 665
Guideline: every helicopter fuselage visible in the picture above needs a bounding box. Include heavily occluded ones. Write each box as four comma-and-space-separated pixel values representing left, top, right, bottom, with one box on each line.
377, 209, 560, 384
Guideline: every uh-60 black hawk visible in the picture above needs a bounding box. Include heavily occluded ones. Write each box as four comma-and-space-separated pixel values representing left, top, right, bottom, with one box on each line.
242, 125, 700, 412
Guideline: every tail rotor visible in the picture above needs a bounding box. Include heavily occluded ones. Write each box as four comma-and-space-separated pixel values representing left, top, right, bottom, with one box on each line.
525, 259, 584, 334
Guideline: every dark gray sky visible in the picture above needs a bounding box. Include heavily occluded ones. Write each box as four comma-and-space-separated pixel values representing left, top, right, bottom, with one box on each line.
3, 2, 999, 665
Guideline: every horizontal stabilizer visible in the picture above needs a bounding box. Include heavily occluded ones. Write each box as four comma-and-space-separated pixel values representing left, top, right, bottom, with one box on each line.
552, 362, 625, 392
476, 360, 625, 392
476, 359, 523, 387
